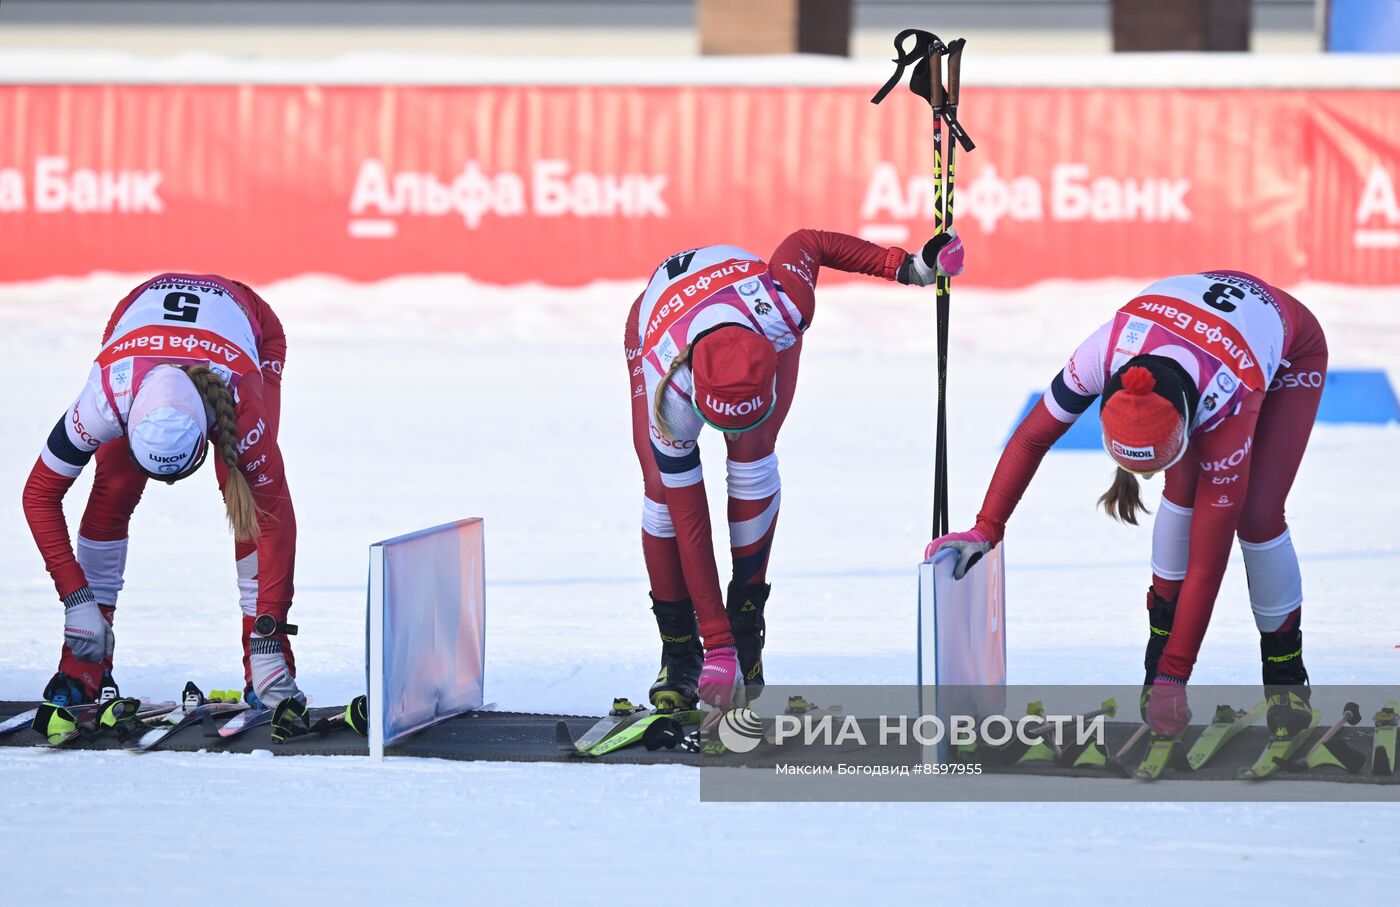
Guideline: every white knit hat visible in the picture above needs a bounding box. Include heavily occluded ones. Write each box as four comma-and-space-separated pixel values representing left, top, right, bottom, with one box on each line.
128, 365, 208, 478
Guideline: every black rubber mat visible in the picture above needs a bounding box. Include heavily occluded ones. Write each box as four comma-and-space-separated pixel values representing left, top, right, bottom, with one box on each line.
1, 702, 1395, 784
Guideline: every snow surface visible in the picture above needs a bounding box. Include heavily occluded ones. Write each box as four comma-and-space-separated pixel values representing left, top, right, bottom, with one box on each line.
1, 273, 1397, 904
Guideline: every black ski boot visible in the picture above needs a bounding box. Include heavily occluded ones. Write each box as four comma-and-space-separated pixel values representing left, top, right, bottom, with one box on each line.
41, 671, 88, 709
1261, 625, 1312, 736
726, 581, 770, 690
40, 669, 117, 708
647, 597, 703, 711
1139, 588, 1177, 716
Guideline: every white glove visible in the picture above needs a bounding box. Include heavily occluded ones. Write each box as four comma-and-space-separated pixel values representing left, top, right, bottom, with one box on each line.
249, 636, 305, 708
63, 588, 113, 664
897, 230, 966, 287
923, 528, 995, 580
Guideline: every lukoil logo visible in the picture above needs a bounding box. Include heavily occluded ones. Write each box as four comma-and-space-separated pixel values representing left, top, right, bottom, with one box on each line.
1110, 440, 1155, 461
705, 394, 765, 418
857, 161, 1190, 243
347, 158, 668, 239
1355, 165, 1399, 250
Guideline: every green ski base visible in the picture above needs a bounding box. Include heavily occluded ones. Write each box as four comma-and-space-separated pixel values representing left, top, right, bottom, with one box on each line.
1186, 701, 1267, 771
570, 698, 648, 753
1134, 735, 1184, 781
577, 706, 704, 757
1371, 701, 1398, 776
1238, 708, 1321, 780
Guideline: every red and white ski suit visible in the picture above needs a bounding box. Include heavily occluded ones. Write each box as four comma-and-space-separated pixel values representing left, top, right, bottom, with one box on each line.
625, 230, 907, 648
976, 271, 1328, 681
22, 274, 296, 695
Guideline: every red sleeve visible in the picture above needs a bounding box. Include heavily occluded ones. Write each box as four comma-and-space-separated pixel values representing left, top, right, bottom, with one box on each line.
1157, 399, 1262, 681
972, 401, 1075, 543
768, 229, 907, 324
229, 380, 297, 620
661, 480, 732, 649
21, 458, 87, 599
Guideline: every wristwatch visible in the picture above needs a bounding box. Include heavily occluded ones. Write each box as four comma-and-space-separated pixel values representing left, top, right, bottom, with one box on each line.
253, 614, 298, 637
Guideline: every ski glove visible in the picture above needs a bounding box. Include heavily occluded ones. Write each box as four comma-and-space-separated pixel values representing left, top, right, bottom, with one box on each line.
62, 588, 113, 664
896, 229, 965, 287
1147, 676, 1191, 737
248, 635, 305, 709
924, 528, 993, 580
698, 645, 743, 710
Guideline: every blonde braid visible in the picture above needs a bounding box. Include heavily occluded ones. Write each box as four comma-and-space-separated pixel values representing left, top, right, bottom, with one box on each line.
652, 343, 694, 443
181, 366, 262, 542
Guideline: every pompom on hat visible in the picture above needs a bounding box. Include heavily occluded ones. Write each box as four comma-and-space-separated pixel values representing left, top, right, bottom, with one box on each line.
1100, 358, 1193, 475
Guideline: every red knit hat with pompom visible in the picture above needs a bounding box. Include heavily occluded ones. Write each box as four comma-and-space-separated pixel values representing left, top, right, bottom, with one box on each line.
1100, 365, 1188, 474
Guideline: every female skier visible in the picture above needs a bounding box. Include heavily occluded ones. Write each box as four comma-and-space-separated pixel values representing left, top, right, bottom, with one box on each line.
926, 271, 1327, 736
22, 273, 309, 739
626, 228, 964, 710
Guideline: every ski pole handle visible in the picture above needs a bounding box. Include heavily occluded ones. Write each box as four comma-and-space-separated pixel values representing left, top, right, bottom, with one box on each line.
1023, 699, 1117, 741
930, 46, 945, 111
1306, 701, 1363, 758
945, 38, 964, 108
1114, 722, 1151, 762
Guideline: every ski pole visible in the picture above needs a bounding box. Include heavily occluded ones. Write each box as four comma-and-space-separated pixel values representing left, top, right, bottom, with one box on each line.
1107, 722, 1152, 778
929, 42, 949, 537
1284, 701, 1364, 772
1023, 698, 1117, 742
872, 30, 976, 538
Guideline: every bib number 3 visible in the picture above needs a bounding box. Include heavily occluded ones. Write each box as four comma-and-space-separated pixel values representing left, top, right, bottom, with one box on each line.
1202, 282, 1245, 314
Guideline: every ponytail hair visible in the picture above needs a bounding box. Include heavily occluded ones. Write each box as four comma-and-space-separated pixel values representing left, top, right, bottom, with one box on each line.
180, 366, 262, 542
652, 342, 694, 442
1098, 467, 1150, 525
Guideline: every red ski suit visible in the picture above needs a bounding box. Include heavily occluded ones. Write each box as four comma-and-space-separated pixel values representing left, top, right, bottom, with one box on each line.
976, 272, 1327, 681
22, 274, 296, 695
625, 230, 907, 648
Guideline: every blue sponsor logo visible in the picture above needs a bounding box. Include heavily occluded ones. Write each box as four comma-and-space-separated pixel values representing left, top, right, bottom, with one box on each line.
1215, 373, 1237, 393
738, 280, 760, 296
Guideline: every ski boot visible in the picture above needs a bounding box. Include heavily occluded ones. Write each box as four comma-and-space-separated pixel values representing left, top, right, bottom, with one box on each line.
33, 671, 119, 743
726, 581, 770, 690
41, 671, 90, 709
647, 596, 703, 711
344, 695, 369, 737
271, 698, 311, 744
1138, 588, 1176, 717
1262, 625, 1311, 736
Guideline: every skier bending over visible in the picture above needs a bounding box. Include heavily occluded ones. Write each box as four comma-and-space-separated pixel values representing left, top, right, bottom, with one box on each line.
22, 273, 310, 739
626, 228, 964, 710
926, 271, 1328, 737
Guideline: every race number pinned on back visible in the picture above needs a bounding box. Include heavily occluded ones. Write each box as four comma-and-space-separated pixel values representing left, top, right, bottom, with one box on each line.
664, 250, 697, 280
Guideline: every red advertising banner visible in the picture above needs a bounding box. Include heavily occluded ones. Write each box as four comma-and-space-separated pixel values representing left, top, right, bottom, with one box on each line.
0, 84, 1396, 287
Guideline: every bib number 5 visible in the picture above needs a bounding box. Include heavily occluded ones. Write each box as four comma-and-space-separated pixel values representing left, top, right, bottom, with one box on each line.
162, 292, 202, 323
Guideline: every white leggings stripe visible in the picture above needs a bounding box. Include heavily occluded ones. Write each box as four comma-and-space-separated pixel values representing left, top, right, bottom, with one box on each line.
642, 497, 675, 539
1241, 528, 1303, 631
729, 493, 782, 549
